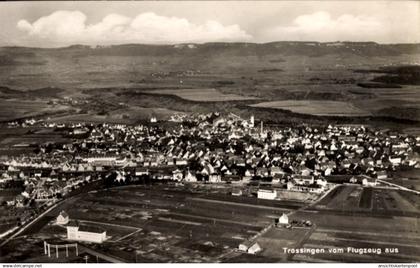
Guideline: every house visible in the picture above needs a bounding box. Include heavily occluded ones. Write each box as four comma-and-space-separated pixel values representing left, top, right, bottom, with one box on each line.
135, 167, 149, 177
209, 173, 221, 183
376, 171, 387, 180
56, 211, 69, 225
175, 159, 188, 166
238, 240, 252, 252
316, 178, 327, 187
231, 189, 242, 196
172, 169, 183, 181
389, 156, 402, 166
349, 176, 358, 184
247, 242, 262, 254
278, 213, 289, 225
257, 189, 277, 200
362, 176, 377, 187
270, 166, 284, 176
67, 221, 107, 243
184, 171, 197, 182
15, 195, 25, 207
293, 175, 314, 186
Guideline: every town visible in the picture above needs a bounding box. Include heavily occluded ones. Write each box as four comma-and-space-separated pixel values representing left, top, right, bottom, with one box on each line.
0, 112, 419, 262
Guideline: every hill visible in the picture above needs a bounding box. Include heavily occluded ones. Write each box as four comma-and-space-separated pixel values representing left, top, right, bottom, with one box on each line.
0, 41, 419, 127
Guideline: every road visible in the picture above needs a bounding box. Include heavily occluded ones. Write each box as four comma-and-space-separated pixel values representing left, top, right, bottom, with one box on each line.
0, 195, 76, 247
0, 179, 104, 248
378, 179, 420, 195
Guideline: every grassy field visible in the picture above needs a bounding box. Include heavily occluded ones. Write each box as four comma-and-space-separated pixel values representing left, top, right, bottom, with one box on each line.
0, 99, 71, 122
2, 183, 420, 262
2, 184, 296, 262
250, 100, 371, 117
0, 126, 70, 156
1, 45, 419, 125
146, 88, 258, 102
314, 184, 420, 216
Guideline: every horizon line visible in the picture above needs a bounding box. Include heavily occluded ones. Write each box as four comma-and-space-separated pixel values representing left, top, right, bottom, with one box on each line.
2, 40, 420, 50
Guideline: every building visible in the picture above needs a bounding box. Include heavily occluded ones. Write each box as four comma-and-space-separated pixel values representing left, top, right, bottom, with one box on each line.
376, 171, 387, 179
257, 189, 277, 200
184, 171, 197, 182
278, 213, 289, 225
83, 156, 117, 166
362, 176, 377, 187
231, 189, 242, 196
67, 221, 107, 243
172, 169, 183, 181
56, 211, 69, 225
249, 115, 255, 128
135, 167, 149, 177
209, 173, 221, 183
293, 175, 315, 185
247, 242, 262, 254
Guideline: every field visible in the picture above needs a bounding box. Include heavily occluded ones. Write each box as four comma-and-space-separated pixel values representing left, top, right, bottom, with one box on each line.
250, 100, 371, 117
0, 99, 71, 122
314, 185, 420, 217
288, 184, 420, 262
0, 126, 70, 156
387, 169, 420, 191
1, 182, 420, 263
0, 44, 419, 127
45, 106, 181, 125
0, 184, 296, 263
145, 88, 258, 102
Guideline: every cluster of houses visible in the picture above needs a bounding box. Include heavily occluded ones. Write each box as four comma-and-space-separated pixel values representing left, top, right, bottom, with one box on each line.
0, 113, 419, 211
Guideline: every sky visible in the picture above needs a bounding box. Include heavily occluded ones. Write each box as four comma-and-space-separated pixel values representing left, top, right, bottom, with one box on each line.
0, 1, 419, 47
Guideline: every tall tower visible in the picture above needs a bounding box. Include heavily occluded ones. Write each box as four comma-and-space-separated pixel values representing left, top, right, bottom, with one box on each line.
250, 115, 255, 128
260, 121, 264, 135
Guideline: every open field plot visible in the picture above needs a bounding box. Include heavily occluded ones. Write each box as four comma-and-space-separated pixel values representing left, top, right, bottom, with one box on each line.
359, 188, 373, 209
297, 227, 420, 263
291, 205, 420, 262
4, 184, 301, 262
315, 185, 362, 211
145, 88, 258, 102
397, 190, 420, 210
314, 185, 420, 216
46, 106, 182, 125
0, 99, 71, 122
295, 208, 420, 234
0, 235, 110, 263
386, 170, 420, 191
3, 183, 420, 262
255, 226, 313, 261
0, 126, 70, 151
250, 100, 371, 117
372, 189, 419, 213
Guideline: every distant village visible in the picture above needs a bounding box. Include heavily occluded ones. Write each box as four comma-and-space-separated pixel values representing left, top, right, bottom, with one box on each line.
0, 112, 419, 237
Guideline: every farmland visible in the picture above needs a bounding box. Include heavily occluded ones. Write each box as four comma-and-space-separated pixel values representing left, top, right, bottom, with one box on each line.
0, 43, 419, 127
0, 126, 70, 156
250, 100, 371, 117
291, 186, 420, 263
1, 182, 420, 263
0, 99, 71, 122
313, 184, 420, 217
145, 88, 258, 102
0, 184, 295, 262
